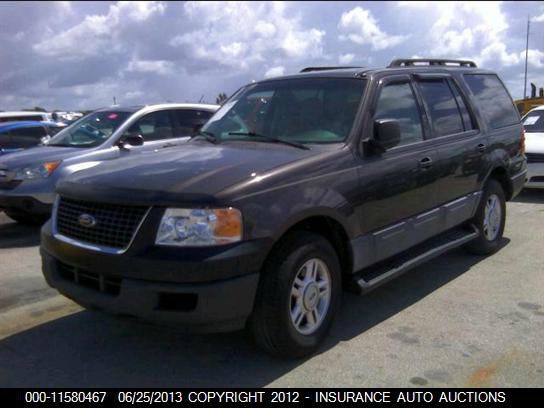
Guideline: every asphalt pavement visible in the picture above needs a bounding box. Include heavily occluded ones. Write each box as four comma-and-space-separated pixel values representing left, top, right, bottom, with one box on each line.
0, 190, 543, 387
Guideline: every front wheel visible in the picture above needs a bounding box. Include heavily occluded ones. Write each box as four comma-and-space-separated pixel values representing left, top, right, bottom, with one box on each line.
464, 179, 506, 255
248, 232, 342, 358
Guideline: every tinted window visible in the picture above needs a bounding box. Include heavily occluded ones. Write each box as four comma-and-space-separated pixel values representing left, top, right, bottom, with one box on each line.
374, 82, 423, 146
449, 81, 475, 131
0, 115, 43, 122
523, 110, 544, 133
203, 78, 365, 144
464, 74, 519, 129
9, 126, 46, 139
173, 110, 213, 137
47, 126, 64, 136
127, 111, 174, 142
418, 80, 464, 137
47, 111, 132, 148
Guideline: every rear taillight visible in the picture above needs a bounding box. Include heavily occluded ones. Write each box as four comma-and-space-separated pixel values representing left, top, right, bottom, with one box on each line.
520, 128, 526, 155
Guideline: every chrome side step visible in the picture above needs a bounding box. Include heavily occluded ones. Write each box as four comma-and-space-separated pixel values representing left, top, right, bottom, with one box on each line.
349, 225, 479, 294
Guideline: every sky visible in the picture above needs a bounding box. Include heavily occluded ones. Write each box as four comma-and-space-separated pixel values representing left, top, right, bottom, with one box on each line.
1, 1, 543, 111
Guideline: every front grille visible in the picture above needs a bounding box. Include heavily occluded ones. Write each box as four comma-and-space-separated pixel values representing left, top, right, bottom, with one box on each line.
526, 153, 544, 163
56, 197, 148, 250
57, 261, 122, 296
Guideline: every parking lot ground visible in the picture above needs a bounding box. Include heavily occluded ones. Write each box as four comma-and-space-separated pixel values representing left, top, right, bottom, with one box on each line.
0, 190, 543, 387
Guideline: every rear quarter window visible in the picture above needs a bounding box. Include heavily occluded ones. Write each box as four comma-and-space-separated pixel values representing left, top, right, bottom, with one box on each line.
463, 74, 519, 129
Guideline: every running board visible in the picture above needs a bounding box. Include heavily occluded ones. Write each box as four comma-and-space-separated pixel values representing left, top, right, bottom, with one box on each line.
349, 225, 479, 295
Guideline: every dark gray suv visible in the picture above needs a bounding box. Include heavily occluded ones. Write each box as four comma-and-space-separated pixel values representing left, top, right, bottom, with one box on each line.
41, 59, 527, 358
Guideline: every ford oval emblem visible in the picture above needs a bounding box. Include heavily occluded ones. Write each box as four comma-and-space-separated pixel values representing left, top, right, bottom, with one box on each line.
78, 213, 97, 228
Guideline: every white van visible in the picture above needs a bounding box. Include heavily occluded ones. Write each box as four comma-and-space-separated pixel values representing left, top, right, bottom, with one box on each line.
0, 111, 53, 123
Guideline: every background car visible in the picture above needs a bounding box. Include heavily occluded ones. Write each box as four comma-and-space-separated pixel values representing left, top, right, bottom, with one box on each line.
522, 105, 544, 189
0, 121, 67, 155
0, 111, 53, 123
0, 103, 219, 224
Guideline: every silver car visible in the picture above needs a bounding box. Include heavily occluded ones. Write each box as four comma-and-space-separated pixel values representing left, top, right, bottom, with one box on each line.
0, 103, 218, 224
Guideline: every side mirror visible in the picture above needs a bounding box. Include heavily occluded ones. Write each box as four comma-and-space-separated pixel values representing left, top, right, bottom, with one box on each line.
117, 134, 144, 148
372, 119, 400, 152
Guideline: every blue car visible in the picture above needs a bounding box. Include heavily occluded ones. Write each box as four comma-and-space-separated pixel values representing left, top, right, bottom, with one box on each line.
0, 121, 66, 155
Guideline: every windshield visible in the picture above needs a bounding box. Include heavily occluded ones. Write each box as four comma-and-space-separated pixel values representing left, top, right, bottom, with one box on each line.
202, 78, 366, 144
523, 110, 544, 133
47, 111, 132, 148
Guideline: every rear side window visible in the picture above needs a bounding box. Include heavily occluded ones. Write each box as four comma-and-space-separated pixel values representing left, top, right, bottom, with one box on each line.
417, 80, 464, 137
9, 126, 47, 139
464, 74, 519, 129
128, 111, 174, 142
173, 110, 213, 137
374, 82, 424, 146
0, 115, 43, 122
523, 110, 544, 132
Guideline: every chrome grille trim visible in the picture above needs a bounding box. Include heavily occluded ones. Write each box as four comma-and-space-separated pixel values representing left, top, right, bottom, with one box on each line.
52, 195, 151, 254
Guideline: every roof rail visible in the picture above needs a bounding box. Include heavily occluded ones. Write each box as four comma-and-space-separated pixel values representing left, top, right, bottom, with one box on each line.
388, 59, 477, 68
300, 66, 364, 73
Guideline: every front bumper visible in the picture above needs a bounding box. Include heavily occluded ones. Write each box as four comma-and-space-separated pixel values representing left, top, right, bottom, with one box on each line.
525, 162, 544, 189
510, 169, 528, 197
41, 220, 271, 332
0, 179, 55, 214
0, 194, 52, 215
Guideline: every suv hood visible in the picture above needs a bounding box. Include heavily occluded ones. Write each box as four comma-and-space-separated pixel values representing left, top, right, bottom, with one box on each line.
58, 142, 314, 204
0, 145, 85, 169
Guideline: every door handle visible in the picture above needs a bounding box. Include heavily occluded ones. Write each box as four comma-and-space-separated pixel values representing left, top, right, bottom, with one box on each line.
419, 157, 433, 169
476, 143, 486, 153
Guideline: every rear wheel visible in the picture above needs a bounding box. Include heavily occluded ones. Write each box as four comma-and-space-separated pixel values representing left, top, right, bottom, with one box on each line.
248, 232, 341, 358
4, 210, 48, 226
464, 179, 506, 255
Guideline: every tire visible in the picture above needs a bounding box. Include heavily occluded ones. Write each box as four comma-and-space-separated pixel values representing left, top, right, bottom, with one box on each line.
5, 210, 48, 226
464, 179, 506, 255
248, 232, 342, 358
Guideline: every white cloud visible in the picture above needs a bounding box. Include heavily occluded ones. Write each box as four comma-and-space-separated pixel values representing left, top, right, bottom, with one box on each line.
523, 49, 544, 68
170, 2, 326, 70
338, 7, 408, 50
398, 2, 519, 67
338, 53, 355, 64
264, 66, 285, 78
126, 59, 174, 75
34, 1, 166, 59
532, 12, 544, 22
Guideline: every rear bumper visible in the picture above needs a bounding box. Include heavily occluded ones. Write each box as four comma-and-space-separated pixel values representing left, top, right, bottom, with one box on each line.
525, 163, 544, 189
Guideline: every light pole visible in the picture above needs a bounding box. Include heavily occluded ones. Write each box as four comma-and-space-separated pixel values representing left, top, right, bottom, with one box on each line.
523, 15, 530, 99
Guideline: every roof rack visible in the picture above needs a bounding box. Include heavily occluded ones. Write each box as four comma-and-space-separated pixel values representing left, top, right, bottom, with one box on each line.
300, 66, 364, 73
388, 59, 477, 68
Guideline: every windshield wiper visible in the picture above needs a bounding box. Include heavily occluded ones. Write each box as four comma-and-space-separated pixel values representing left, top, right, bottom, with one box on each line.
189, 130, 219, 144
227, 132, 309, 150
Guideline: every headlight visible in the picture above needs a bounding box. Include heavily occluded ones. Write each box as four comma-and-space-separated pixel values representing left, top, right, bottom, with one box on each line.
155, 208, 242, 247
14, 161, 61, 180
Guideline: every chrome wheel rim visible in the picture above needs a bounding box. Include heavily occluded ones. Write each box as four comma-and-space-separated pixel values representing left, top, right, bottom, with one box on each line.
483, 194, 501, 241
289, 258, 331, 335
